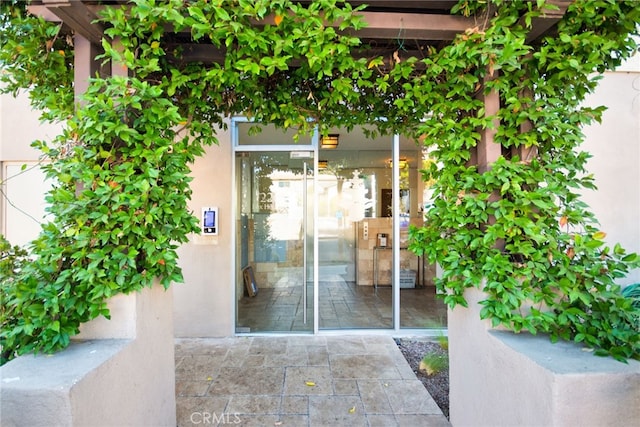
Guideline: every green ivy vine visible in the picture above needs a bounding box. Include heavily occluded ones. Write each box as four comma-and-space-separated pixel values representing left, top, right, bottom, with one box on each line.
409, 0, 640, 361
0, 0, 638, 363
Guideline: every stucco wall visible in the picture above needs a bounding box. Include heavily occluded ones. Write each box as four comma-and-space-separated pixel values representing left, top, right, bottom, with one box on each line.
2, 64, 638, 337
581, 67, 640, 285
0, 91, 62, 245
173, 129, 234, 337
0, 284, 176, 427
0, 90, 62, 161
449, 287, 640, 427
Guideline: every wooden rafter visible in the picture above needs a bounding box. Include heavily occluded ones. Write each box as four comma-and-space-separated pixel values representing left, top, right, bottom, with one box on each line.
38, 0, 105, 45
29, 0, 572, 60
165, 43, 426, 67
523, 0, 573, 43
352, 11, 474, 41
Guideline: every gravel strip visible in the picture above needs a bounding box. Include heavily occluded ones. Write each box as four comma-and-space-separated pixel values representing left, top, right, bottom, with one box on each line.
394, 338, 450, 419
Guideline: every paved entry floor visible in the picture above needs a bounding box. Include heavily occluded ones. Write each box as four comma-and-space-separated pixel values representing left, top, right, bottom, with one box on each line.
175, 335, 450, 427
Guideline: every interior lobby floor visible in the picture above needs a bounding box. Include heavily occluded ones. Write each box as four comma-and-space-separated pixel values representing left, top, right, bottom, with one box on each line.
237, 279, 447, 333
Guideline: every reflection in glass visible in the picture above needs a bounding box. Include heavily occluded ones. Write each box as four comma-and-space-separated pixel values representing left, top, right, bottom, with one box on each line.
236, 151, 314, 333
234, 123, 447, 333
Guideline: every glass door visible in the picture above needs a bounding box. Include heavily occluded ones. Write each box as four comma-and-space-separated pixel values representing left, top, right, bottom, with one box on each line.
316, 139, 394, 329
233, 121, 445, 334
235, 150, 314, 333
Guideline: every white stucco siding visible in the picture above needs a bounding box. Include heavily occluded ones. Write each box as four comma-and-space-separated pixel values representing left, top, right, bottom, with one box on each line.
581, 64, 640, 285
0, 89, 62, 161
1, 162, 52, 247
0, 91, 61, 247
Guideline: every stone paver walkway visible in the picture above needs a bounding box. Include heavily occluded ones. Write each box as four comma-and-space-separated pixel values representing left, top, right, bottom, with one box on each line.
175, 335, 450, 427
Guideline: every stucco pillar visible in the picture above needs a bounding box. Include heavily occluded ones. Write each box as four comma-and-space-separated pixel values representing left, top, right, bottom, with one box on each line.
73, 34, 103, 103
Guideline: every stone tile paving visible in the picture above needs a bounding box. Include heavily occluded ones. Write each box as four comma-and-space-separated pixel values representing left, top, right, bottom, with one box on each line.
175, 335, 450, 427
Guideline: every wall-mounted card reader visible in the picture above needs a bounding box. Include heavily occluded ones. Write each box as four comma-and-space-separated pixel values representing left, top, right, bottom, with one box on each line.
202, 207, 218, 235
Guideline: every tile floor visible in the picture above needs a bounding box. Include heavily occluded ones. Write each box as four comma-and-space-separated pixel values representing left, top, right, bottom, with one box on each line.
175, 335, 451, 427
237, 280, 448, 332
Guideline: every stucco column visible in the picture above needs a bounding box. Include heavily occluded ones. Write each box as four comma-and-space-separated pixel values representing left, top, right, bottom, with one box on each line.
73, 34, 102, 104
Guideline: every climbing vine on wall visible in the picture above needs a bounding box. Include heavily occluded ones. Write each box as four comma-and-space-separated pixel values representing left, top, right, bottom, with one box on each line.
0, 0, 638, 363
0, 3, 74, 120
409, 0, 640, 361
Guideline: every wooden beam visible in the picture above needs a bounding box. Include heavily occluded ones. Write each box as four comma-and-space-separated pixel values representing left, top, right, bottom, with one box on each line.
515, 85, 538, 162
166, 44, 227, 65
346, 11, 473, 41
41, 0, 105, 45
476, 70, 501, 173
165, 43, 426, 67
32, 0, 569, 65
251, 10, 473, 41
344, 0, 459, 10
111, 37, 129, 78
26, 5, 61, 22
524, 0, 572, 43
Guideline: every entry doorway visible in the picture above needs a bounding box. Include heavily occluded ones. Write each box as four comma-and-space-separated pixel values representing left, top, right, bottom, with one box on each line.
235, 150, 315, 332
233, 120, 447, 334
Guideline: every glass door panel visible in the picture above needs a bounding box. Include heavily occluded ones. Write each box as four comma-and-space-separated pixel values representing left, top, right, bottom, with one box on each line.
398, 145, 447, 329
233, 123, 447, 333
316, 132, 394, 329
236, 151, 314, 333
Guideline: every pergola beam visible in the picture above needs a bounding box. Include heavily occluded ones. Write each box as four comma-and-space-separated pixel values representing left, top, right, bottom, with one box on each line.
30, 1, 571, 63
352, 11, 474, 41
476, 69, 502, 174
39, 0, 105, 45
523, 0, 572, 43
166, 44, 426, 66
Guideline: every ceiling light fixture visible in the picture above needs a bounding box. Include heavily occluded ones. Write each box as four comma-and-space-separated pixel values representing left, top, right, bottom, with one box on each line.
320, 134, 339, 149
388, 157, 408, 169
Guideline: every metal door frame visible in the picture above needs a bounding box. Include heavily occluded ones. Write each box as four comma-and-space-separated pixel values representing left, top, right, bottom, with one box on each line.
231, 117, 405, 335
231, 117, 320, 333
